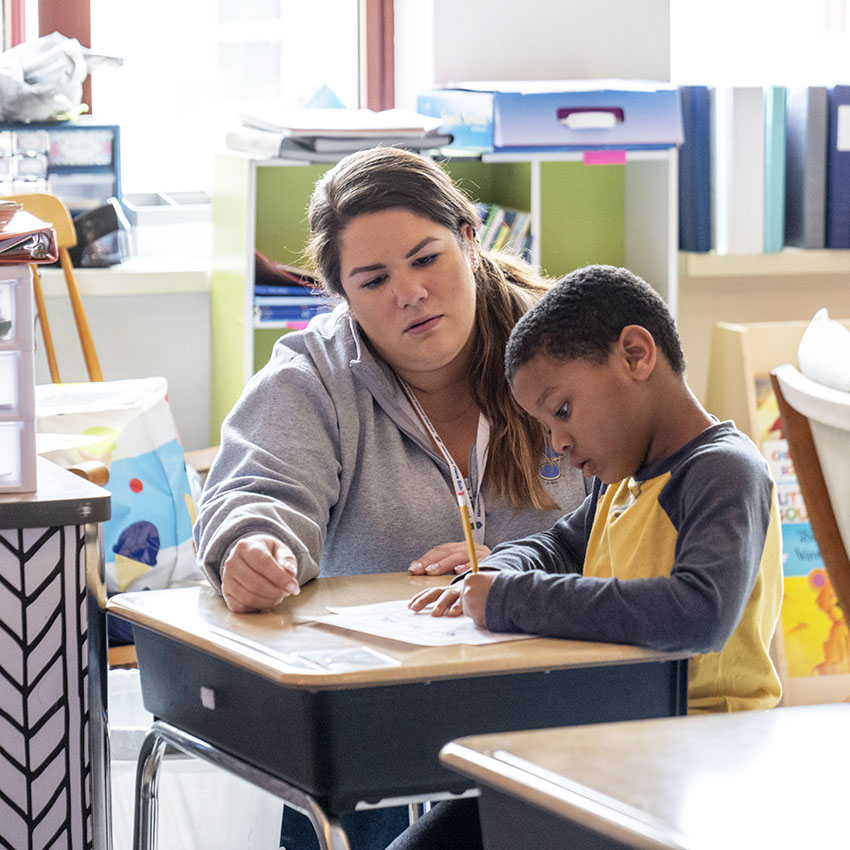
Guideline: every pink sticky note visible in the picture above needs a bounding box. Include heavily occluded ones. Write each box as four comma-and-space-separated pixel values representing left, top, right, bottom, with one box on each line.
583, 150, 627, 165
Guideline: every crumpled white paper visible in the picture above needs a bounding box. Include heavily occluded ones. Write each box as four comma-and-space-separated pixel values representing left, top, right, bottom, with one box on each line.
0, 31, 122, 122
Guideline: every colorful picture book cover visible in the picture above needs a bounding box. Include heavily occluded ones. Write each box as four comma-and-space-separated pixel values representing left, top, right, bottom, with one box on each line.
755, 378, 850, 679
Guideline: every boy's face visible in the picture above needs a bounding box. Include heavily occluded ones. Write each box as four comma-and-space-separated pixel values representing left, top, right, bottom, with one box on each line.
511, 352, 651, 485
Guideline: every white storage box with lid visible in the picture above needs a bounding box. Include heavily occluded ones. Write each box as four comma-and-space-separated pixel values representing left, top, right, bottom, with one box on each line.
417, 79, 683, 151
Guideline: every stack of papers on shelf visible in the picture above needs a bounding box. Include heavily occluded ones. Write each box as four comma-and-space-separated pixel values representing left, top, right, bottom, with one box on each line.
0, 208, 58, 263
226, 107, 453, 161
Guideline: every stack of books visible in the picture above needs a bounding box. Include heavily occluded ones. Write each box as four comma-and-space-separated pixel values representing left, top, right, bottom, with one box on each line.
227, 108, 453, 162
253, 252, 337, 328
476, 202, 532, 260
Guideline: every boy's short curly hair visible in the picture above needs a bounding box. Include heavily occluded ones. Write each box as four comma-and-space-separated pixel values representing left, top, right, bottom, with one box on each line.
505, 264, 686, 380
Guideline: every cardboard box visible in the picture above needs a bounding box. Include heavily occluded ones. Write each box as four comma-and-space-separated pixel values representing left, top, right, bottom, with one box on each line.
417, 79, 683, 152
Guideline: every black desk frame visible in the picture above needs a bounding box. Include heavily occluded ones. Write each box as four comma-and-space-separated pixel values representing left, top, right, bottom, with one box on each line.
129, 624, 688, 850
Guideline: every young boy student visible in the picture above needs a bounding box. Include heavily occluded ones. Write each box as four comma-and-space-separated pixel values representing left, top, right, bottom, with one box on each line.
392, 264, 784, 849
411, 263, 783, 712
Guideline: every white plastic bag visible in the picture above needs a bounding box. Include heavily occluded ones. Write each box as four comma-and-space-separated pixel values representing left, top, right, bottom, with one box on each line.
0, 32, 122, 121
108, 669, 284, 850
35, 377, 201, 595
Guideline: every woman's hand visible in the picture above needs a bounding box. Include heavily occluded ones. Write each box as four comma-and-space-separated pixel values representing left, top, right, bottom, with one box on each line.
407, 571, 498, 627
408, 541, 490, 576
221, 533, 300, 613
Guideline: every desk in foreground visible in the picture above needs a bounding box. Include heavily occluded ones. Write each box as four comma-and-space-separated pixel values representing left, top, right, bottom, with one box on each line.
108, 575, 687, 815
441, 703, 850, 850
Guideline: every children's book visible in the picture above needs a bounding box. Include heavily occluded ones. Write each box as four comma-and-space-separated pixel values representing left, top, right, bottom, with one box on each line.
755, 377, 850, 702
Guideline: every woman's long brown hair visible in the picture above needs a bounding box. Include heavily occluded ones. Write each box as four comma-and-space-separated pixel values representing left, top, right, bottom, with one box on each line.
307, 147, 557, 510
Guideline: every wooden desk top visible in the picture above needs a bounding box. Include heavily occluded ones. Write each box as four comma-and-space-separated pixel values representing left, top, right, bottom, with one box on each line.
0, 457, 111, 528
107, 574, 687, 690
441, 703, 850, 850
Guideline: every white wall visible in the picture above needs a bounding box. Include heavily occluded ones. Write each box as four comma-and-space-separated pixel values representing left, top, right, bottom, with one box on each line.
34, 271, 210, 451
395, 0, 671, 109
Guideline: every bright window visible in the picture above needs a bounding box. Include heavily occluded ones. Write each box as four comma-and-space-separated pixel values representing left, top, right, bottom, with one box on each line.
86, 0, 360, 193
670, 0, 850, 85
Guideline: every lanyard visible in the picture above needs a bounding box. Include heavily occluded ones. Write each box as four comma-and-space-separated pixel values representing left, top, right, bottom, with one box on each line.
397, 377, 487, 543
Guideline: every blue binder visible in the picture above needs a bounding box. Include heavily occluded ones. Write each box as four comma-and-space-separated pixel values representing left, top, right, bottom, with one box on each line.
826, 85, 850, 249
763, 86, 786, 253
677, 86, 712, 252
785, 87, 828, 249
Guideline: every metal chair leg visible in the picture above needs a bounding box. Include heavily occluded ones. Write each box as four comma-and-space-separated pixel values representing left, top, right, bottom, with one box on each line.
133, 728, 169, 850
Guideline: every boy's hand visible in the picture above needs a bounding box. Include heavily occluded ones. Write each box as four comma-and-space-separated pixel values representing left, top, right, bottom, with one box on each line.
408, 541, 491, 575
221, 533, 300, 613
408, 584, 463, 616
460, 571, 497, 626
407, 571, 498, 626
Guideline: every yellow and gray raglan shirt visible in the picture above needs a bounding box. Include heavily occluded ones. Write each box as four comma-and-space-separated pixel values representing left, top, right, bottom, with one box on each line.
483, 421, 783, 713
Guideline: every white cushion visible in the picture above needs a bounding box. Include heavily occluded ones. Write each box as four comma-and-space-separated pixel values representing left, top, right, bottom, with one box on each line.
797, 307, 850, 393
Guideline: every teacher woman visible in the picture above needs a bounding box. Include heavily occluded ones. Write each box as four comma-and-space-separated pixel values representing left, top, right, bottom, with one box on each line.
195, 146, 586, 614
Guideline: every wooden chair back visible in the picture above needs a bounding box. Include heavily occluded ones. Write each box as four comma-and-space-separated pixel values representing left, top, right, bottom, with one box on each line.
770, 365, 850, 620
2, 192, 103, 382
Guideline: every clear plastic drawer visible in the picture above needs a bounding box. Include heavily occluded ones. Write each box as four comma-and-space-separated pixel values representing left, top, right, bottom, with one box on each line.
0, 350, 35, 421
0, 272, 34, 351
0, 419, 36, 492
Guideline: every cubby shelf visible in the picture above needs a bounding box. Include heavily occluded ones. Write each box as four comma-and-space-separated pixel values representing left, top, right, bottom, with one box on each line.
681, 249, 850, 279
209, 148, 678, 444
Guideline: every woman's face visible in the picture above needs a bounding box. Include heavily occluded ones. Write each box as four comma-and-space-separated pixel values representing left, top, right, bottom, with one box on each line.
338, 208, 478, 382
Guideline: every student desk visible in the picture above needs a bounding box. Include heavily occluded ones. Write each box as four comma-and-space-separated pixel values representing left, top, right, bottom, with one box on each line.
441, 702, 850, 850
107, 575, 689, 850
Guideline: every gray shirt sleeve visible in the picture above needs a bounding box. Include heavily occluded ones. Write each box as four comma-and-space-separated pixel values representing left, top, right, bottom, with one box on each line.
194, 361, 340, 589
484, 439, 774, 654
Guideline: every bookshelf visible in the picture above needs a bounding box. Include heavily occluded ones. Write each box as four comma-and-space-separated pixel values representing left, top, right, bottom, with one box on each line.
209, 148, 678, 443
681, 249, 850, 278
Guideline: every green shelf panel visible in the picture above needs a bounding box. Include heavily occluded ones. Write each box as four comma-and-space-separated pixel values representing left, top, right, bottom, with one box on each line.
210, 152, 253, 443
253, 326, 290, 373
442, 159, 532, 213
255, 163, 332, 266
538, 161, 625, 279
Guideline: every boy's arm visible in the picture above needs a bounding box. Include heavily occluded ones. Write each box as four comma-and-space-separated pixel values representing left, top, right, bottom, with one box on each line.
481, 486, 600, 574
484, 445, 776, 654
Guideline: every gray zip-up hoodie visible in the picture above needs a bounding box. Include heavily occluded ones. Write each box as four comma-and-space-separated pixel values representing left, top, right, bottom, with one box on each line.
195, 306, 587, 590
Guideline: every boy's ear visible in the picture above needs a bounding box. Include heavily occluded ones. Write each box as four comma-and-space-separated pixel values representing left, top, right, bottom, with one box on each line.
617, 325, 656, 380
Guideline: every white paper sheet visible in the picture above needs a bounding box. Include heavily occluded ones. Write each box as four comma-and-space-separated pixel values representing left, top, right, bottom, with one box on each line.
305, 599, 536, 647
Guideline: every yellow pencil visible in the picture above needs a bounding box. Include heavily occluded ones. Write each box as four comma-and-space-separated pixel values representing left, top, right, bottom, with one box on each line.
458, 500, 480, 573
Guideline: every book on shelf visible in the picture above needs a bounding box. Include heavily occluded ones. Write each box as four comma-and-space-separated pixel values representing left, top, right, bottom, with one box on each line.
476, 203, 532, 259
712, 86, 764, 255
254, 252, 320, 292
763, 86, 786, 253
240, 107, 445, 138
254, 305, 330, 322
254, 284, 320, 297
253, 295, 329, 307
228, 127, 454, 161
784, 86, 828, 250
677, 85, 712, 253
754, 376, 850, 681
825, 84, 850, 250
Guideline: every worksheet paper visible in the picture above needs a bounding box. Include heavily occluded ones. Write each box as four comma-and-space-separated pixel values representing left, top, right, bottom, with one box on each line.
306, 599, 536, 647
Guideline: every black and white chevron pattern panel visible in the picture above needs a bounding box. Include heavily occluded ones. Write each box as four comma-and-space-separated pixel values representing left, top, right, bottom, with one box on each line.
0, 524, 92, 850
